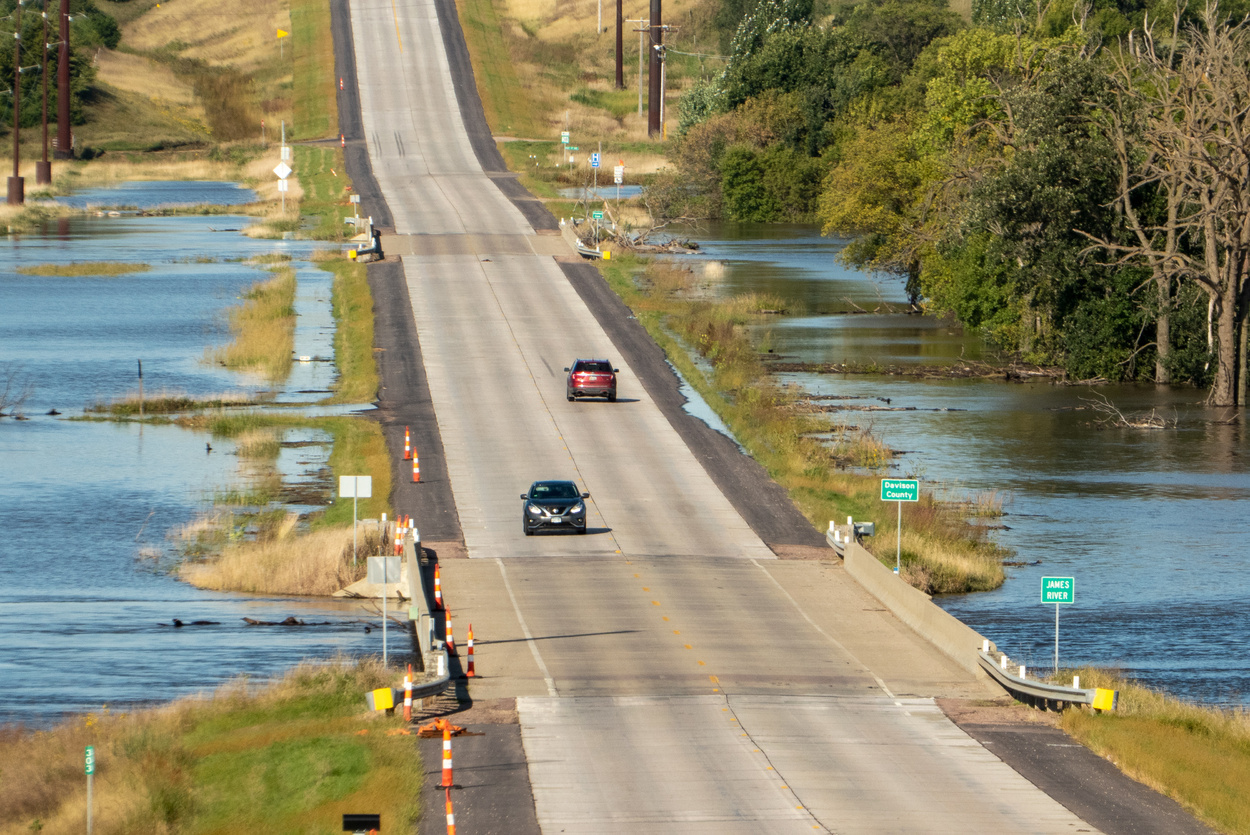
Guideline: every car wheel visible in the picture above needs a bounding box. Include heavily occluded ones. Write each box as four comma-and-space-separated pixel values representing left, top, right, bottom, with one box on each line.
607, 390, 617, 402
523, 521, 533, 536
578, 526, 588, 535
567, 390, 574, 401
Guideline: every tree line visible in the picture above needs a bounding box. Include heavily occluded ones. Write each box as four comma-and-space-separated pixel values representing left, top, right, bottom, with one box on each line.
664, 0, 1250, 406
0, 0, 121, 134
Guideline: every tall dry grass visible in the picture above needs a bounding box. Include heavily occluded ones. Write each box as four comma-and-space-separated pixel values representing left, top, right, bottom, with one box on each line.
209, 268, 295, 382
179, 524, 371, 595
1059, 668, 1250, 834
600, 253, 1007, 594
0, 656, 417, 835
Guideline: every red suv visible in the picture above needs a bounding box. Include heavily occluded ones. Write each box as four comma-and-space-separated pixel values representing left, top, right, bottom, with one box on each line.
565, 359, 618, 402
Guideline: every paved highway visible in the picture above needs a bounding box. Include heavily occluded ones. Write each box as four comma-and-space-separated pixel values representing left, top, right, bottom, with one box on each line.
346, 0, 1104, 830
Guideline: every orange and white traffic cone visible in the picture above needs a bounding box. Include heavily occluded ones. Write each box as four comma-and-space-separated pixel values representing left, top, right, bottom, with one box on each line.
403, 663, 413, 721
433, 564, 443, 610
466, 625, 476, 677
445, 608, 456, 655
445, 787, 456, 834
403, 426, 412, 460
341, 133, 346, 148
395, 517, 404, 556
339, 77, 344, 90
412, 449, 421, 483
441, 722, 454, 787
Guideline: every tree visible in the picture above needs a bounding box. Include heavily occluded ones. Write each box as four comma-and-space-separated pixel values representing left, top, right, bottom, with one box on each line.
1093, 4, 1250, 405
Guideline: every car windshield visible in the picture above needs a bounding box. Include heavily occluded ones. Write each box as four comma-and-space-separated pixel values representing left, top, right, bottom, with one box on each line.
531, 482, 579, 499
576, 361, 612, 373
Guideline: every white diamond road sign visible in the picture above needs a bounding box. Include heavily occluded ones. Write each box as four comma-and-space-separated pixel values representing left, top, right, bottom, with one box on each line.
273, 162, 292, 179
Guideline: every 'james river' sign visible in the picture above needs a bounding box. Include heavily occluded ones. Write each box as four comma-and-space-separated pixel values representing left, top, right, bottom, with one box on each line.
1041, 576, 1075, 604
880, 479, 920, 502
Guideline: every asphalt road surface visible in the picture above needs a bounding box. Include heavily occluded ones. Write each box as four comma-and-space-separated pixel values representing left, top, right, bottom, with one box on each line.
338, 0, 1216, 832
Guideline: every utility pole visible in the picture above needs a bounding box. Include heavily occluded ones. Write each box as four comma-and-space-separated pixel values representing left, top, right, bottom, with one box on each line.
628, 19, 647, 117
647, 0, 662, 137
55, 0, 70, 160
615, 0, 623, 89
36, 0, 50, 184
10, 0, 25, 205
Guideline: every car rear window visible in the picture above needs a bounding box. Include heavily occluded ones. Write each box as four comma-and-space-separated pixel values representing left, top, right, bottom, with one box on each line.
532, 482, 579, 499
576, 361, 612, 373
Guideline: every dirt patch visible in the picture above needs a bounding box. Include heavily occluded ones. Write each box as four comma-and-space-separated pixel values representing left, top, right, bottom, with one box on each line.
413, 694, 518, 725
422, 541, 469, 561
937, 696, 1062, 729
771, 543, 837, 561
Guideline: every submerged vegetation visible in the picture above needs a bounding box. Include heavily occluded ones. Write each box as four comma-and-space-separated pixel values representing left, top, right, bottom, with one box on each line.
601, 254, 1005, 593
209, 268, 297, 383
16, 262, 152, 277
0, 657, 420, 835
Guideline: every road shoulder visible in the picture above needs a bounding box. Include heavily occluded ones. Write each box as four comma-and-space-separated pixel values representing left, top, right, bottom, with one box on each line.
940, 699, 1218, 835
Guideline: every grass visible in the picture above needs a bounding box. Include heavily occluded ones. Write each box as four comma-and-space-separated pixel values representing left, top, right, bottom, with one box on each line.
16, 262, 152, 277
290, 0, 338, 140
0, 657, 420, 835
171, 413, 392, 595
457, 0, 548, 138
179, 524, 372, 594
324, 258, 379, 404
1058, 668, 1250, 834
600, 254, 1005, 594
209, 268, 296, 383
86, 390, 259, 416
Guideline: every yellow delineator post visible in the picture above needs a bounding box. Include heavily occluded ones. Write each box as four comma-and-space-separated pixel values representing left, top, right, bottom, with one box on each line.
277, 28, 289, 59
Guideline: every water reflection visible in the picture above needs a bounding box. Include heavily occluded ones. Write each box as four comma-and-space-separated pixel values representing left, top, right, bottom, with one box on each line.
0, 192, 381, 726
688, 221, 1250, 705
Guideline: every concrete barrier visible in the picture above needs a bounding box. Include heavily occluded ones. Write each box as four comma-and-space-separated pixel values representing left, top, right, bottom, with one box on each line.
833, 533, 993, 678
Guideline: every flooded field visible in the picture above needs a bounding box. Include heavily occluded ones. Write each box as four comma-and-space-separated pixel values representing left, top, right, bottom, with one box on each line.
675, 221, 1250, 705
0, 186, 383, 726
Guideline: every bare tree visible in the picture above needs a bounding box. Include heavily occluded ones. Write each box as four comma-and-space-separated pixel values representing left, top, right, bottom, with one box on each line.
1092, 3, 1250, 406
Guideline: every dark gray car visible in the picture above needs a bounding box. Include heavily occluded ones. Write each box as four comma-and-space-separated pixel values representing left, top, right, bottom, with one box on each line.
521, 480, 589, 535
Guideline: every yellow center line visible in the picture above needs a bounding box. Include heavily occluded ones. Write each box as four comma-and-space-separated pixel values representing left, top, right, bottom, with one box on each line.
390, 0, 403, 52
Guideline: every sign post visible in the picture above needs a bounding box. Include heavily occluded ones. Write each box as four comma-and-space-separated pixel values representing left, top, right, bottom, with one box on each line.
880, 479, 919, 574
1040, 576, 1075, 671
339, 475, 372, 566
368, 556, 402, 665
85, 745, 95, 835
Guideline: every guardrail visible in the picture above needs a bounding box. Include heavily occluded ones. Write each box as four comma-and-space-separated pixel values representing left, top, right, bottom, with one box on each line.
978, 650, 1116, 710
402, 527, 452, 701
827, 521, 1117, 711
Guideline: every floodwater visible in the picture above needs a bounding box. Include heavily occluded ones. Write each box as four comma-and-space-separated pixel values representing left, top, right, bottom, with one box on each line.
674, 221, 1250, 706
0, 188, 386, 727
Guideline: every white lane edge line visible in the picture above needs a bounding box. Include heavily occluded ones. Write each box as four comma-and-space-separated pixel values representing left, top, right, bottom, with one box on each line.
496, 557, 558, 697
750, 558, 896, 699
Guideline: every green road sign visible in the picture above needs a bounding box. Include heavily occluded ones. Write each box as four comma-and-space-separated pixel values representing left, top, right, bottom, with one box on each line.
1041, 576, 1075, 604
880, 479, 919, 502
592, 210, 604, 219
567, 146, 580, 151
85, 745, 95, 775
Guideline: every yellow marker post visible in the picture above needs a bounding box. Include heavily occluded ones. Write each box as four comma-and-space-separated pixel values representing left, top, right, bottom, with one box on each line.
1091, 688, 1118, 712
366, 687, 395, 712
277, 28, 289, 59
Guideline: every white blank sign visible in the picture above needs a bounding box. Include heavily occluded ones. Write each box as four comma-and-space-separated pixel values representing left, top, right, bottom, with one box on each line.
367, 556, 402, 584
339, 475, 372, 498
